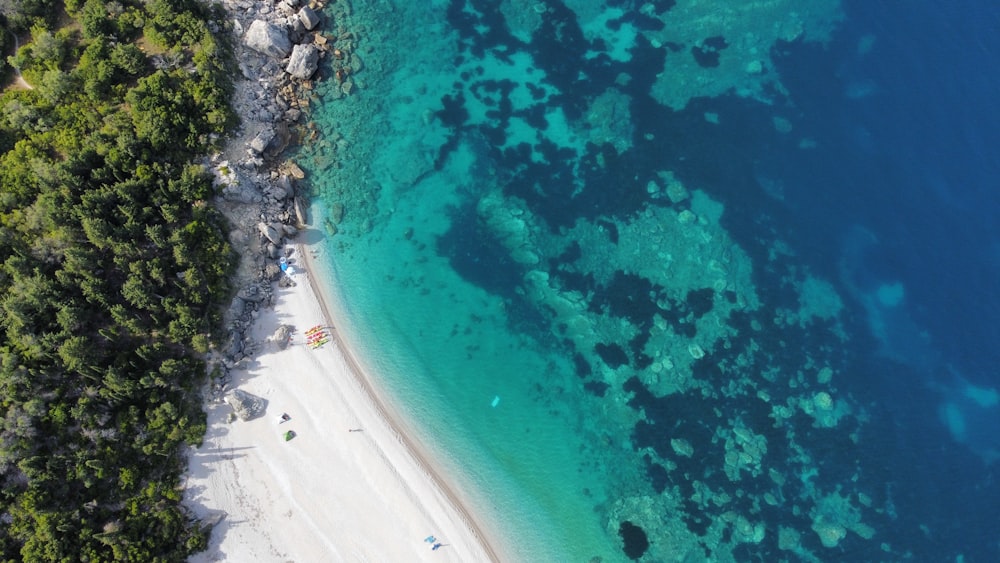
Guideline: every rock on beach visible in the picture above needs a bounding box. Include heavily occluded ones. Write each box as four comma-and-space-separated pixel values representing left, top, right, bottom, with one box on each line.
245, 20, 292, 59
286, 44, 320, 80
225, 389, 267, 421
298, 6, 320, 30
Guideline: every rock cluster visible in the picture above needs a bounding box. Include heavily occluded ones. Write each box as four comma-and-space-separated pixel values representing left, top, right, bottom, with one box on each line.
203, 0, 363, 401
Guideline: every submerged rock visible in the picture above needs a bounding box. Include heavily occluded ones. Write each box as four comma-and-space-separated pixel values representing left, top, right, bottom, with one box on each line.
618, 521, 649, 560
284, 161, 306, 179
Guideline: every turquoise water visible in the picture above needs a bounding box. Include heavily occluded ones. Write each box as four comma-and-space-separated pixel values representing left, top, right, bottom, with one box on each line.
300, 3, 639, 560
308, 186, 619, 561
295, 0, 1000, 560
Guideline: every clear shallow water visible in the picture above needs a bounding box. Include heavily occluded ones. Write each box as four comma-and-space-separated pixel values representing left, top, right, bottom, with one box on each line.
298, 1, 1000, 560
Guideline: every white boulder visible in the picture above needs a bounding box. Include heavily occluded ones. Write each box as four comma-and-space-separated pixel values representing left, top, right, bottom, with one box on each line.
298, 6, 320, 30
245, 20, 292, 59
225, 389, 266, 421
286, 44, 320, 79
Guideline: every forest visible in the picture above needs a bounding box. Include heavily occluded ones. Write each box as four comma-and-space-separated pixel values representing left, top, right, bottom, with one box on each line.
0, 0, 235, 559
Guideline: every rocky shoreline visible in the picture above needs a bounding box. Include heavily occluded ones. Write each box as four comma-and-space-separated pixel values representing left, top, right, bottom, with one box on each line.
203, 0, 360, 401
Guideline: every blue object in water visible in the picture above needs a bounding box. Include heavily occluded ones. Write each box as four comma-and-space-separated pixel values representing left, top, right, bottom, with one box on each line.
491, 396, 500, 408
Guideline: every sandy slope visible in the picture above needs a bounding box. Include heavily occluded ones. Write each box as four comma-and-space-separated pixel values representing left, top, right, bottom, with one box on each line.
183, 244, 501, 562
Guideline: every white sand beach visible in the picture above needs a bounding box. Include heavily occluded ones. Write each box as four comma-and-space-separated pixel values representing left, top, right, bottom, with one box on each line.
183, 245, 501, 562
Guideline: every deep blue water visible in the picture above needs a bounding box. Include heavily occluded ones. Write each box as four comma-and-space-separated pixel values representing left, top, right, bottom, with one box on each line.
774, 1, 1000, 368
745, 1, 1000, 558
304, 0, 1000, 559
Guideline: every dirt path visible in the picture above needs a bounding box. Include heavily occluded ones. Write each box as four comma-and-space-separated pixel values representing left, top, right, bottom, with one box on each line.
5, 30, 33, 91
